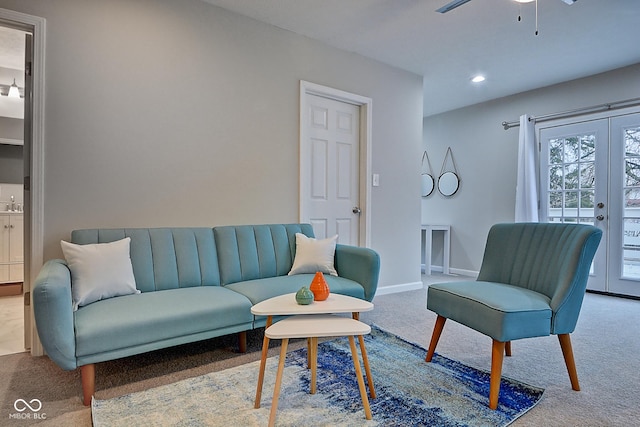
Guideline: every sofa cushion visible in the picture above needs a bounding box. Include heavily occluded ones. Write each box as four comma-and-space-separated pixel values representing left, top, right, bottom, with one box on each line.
224, 274, 365, 306
71, 228, 221, 292
288, 233, 338, 276
214, 224, 315, 285
61, 237, 140, 311
427, 281, 552, 342
74, 286, 253, 357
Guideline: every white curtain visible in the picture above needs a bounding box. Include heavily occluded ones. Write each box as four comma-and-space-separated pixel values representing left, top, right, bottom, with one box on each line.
515, 114, 539, 222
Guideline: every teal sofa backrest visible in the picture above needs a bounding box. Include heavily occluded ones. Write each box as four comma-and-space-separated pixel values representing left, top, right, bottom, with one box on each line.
214, 224, 314, 285
476, 222, 602, 333
71, 228, 221, 292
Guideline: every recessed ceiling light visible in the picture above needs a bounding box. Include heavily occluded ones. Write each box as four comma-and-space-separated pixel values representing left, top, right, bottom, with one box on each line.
471, 75, 486, 83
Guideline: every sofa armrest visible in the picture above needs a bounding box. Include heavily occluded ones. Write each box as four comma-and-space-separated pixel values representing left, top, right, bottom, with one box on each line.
334, 244, 380, 301
32, 259, 77, 370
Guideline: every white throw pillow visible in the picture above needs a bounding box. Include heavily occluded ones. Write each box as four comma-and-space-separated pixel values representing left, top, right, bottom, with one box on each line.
288, 233, 338, 276
61, 237, 140, 311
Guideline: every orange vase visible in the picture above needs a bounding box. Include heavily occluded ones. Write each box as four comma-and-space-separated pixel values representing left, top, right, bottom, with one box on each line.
309, 271, 330, 301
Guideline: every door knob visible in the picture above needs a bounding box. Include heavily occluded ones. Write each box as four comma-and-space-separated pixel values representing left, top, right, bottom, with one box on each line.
352, 207, 361, 214
597, 202, 605, 209
596, 215, 605, 221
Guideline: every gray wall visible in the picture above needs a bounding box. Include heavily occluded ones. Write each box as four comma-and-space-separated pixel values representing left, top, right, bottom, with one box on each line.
423, 63, 640, 274
0, 0, 424, 291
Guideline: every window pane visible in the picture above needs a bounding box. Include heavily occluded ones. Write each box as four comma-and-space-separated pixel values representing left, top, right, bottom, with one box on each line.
624, 126, 640, 156
549, 166, 563, 190
580, 191, 594, 209
625, 188, 640, 208
580, 135, 595, 161
565, 191, 578, 208
549, 191, 563, 208
580, 162, 595, 189
625, 159, 640, 186
549, 138, 563, 164
564, 137, 579, 163
565, 164, 579, 189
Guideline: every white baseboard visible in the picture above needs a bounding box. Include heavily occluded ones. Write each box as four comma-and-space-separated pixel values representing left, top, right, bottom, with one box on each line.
375, 281, 424, 296
448, 267, 478, 278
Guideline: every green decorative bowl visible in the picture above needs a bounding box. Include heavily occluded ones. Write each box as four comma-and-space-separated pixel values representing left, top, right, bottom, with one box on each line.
295, 286, 314, 305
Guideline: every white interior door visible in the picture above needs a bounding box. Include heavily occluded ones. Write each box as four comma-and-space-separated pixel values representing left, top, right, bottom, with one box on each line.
302, 94, 360, 244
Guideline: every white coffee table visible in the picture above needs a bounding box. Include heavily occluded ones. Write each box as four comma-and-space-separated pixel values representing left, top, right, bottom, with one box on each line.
251, 293, 375, 414
264, 314, 373, 427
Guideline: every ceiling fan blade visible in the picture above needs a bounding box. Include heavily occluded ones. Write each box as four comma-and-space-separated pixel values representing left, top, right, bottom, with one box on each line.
436, 0, 473, 14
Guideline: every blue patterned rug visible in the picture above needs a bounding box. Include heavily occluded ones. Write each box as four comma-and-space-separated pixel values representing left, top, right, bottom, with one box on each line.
92, 326, 543, 426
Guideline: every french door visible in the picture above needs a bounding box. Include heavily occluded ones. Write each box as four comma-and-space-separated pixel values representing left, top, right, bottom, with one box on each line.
539, 111, 640, 297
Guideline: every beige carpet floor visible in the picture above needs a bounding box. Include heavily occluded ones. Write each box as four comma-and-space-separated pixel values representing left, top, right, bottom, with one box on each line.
1, 274, 638, 426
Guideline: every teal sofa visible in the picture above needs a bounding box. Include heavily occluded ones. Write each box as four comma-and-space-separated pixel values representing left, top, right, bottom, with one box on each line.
32, 223, 380, 405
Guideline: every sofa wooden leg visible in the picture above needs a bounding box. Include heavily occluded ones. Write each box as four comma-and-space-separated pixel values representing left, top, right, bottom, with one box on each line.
80, 364, 95, 406
426, 315, 446, 362
489, 340, 505, 410
505, 341, 512, 356
558, 333, 580, 391
238, 331, 247, 353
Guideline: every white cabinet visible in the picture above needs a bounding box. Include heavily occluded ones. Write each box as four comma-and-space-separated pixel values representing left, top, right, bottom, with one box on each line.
0, 213, 23, 283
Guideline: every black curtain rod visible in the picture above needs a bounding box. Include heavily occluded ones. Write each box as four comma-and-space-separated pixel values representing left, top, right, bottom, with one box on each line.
501, 97, 640, 130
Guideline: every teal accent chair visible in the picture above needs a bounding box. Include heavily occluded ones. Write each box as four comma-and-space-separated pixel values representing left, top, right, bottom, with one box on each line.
425, 223, 602, 409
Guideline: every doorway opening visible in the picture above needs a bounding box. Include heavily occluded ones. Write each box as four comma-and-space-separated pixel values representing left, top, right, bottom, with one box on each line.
0, 24, 27, 356
0, 8, 45, 357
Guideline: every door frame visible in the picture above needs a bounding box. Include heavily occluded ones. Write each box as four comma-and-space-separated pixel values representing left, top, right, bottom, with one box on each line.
0, 8, 45, 356
537, 105, 640, 296
299, 81, 372, 247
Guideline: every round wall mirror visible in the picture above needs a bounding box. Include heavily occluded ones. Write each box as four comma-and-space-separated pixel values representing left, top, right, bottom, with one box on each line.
421, 174, 435, 197
438, 171, 459, 197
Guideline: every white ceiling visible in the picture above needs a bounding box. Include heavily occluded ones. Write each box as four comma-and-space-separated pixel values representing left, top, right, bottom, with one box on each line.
201, 0, 640, 116
0, 26, 25, 71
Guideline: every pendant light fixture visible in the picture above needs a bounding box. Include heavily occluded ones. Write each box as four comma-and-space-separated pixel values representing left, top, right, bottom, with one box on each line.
8, 78, 20, 98
513, 0, 539, 35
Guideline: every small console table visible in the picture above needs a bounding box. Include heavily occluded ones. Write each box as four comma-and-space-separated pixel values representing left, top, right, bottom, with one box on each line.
421, 224, 450, 275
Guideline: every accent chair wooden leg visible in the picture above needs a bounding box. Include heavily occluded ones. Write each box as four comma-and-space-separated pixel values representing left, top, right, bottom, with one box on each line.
238, 331, 247, 353
558, 333, 580, 391
426, 315, 446, 362
489, 340, 506, 410
80, 364, 95, 406
505, 341, 512, 357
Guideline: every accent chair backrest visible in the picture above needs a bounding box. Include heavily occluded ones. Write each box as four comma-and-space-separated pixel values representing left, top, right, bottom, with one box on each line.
213, 223, 314, 285
71, 228, 221, 293
476, 222, 602, 334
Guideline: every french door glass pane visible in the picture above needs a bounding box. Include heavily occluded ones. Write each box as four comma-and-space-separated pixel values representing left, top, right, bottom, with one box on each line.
546, 134, 596, 223
622, 125, 640, 279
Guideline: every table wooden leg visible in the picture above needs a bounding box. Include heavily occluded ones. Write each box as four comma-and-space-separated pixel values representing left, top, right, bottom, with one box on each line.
349, 336, 372, 420
268, 338, 289, 427
254, 315, 273, 409
357, 334, 376, 398
310, 337, 318, 394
